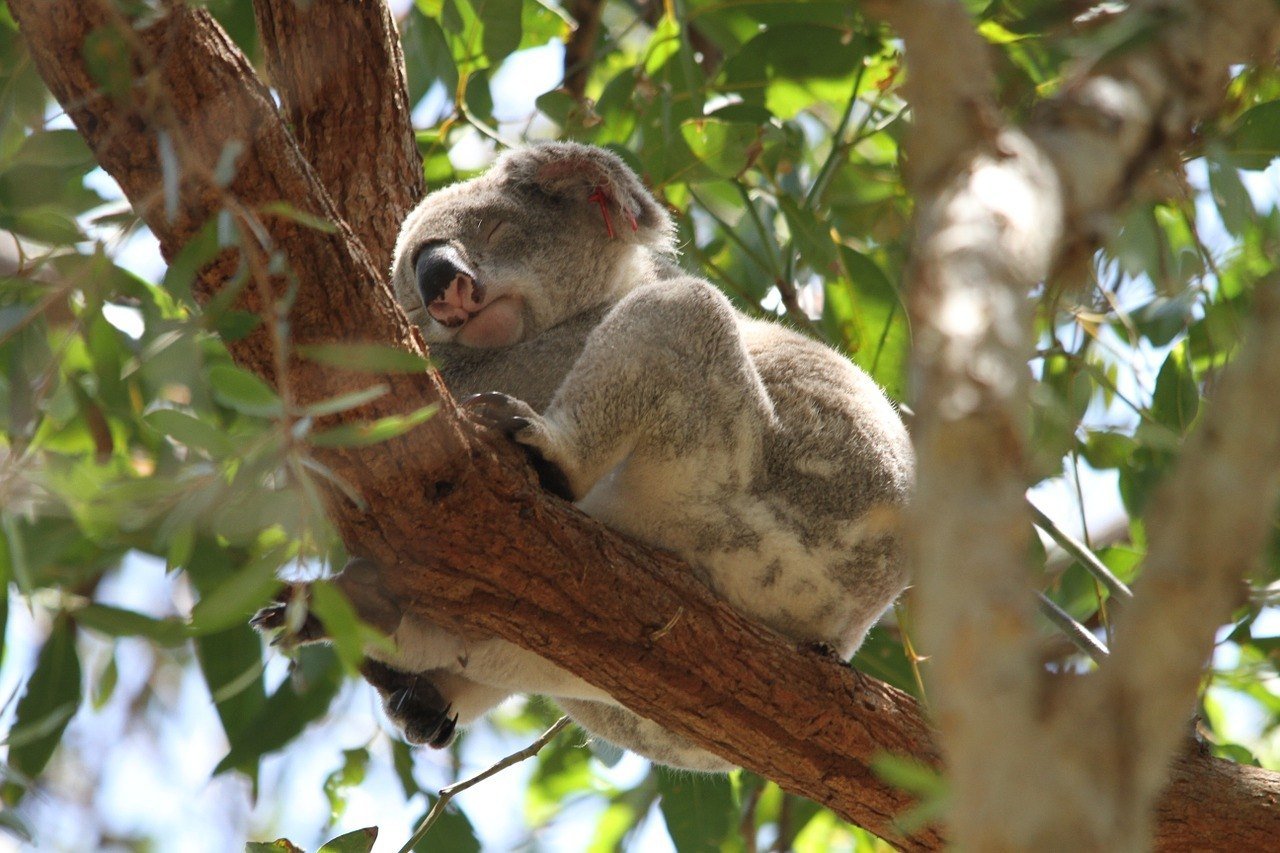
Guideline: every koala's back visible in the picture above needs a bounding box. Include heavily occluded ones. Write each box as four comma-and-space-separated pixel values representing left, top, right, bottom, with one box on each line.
742, 318, 912, 648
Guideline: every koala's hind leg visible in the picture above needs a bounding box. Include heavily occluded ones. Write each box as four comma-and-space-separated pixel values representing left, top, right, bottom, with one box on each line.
556, 698, 733, 772
361, 660, 515, 747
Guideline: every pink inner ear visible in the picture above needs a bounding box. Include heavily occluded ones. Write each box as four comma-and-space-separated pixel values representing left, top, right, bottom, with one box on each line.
588, 185, 617, 238
535, 157, 604, 191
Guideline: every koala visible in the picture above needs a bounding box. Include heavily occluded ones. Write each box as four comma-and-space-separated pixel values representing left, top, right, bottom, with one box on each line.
259, 142, 913, 771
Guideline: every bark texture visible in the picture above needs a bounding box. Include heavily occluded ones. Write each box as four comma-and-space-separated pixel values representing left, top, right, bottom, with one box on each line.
563, 0, 605, 100
11, 0, 1280, 850
253, 0, 424, 272
873, 0, 1280, 848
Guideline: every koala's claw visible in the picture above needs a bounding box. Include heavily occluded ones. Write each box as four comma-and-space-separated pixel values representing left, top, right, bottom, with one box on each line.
362, 660, 459, 749
462, 391, 538, 438
463, 392, 576, 502
389, 689, 458, 749
250, 596, 326, 646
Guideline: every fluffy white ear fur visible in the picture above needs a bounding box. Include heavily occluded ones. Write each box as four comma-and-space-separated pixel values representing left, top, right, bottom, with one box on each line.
495, 141, 675, 250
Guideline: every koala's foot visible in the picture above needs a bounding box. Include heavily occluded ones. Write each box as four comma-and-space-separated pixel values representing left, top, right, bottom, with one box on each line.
805, 640, 843, 661
463, 391, 575, 501
250, 588, 326, 646
360, 659, 458, 748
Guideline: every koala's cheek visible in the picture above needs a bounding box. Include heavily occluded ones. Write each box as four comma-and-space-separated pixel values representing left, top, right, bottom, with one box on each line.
456, 297, 525, 348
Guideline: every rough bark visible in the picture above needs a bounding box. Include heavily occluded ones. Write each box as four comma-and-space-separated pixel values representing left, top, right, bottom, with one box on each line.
11, 0, 1280, 850
252, 0, 424, 272
874, 0, 1280, 848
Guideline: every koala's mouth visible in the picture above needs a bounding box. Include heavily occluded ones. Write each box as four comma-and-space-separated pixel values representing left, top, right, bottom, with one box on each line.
426, 272, 524, 348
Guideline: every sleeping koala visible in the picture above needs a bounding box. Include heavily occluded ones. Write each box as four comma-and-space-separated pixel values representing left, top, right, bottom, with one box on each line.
261, 142, 913, 771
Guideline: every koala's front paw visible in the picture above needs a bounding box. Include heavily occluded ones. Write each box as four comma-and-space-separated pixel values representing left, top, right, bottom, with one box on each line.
250, 588, 326, 646
463, 392, 576, 501
361, 660, 459, 749
463, 391, 541, 440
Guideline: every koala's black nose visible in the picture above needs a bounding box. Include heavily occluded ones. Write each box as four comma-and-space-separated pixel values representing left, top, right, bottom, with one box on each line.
415, 243, 475, 305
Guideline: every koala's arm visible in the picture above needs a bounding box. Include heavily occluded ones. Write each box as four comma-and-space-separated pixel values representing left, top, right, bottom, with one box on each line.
468, 277, 769, 501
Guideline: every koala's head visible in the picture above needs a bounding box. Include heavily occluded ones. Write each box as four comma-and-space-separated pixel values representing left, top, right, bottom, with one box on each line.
391, 142, 675, 348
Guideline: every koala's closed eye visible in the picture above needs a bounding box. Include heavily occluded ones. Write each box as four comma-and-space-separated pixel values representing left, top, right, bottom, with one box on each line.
484, 220, 511, 243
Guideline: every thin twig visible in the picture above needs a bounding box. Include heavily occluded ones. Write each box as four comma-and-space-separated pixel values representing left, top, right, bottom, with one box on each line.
1028, 501, 1133, 603
397, 716, 572, 853
1036, 591, 1108, 663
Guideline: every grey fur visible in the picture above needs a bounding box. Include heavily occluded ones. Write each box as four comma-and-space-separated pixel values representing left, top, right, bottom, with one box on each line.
380, 142, 914, 770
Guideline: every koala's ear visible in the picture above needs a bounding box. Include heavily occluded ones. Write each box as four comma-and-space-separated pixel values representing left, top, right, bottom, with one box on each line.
498, 142, 673, 247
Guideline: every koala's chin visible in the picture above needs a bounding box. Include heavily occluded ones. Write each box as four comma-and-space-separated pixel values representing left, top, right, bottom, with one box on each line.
316, 140, 918, 772
447, 296, 525, 348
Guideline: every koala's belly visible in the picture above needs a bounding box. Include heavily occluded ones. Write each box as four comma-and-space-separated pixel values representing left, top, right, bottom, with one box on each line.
577, 456, 901, 653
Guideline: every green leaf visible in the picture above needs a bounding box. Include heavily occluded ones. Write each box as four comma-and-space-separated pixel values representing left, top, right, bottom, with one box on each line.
259, 201, 337, 233
0, 207, 83, 244
324, 748, 371, 824
209, 365, 282, 418
144, 408, 235, 456
1130, 294, 1195, 347
301, 384, 389, 417
83, 26, 133, 99
679, 119, 760, 179
1225, 100, 1280, 170
188, 552, 282, 636
308, 581, 367, 673
870, 753, 949, 832
1151, 342, 1199, 435
187, 546, 268, 749
410, 799, 480, 853
478, 0, 522, 65
309, 405, 437, 448
657, 770, 737, 852
392, 739, 421, 799
162, 219, 223, 308
316, 827, 377, 853
779, 196, 837, 274
402, 9, 459, 102
298, 343, 431, 374
214, 645, 343, 776
0, 808, 33, 843
464, 68, 494, 120
1205, 153, 1256, 236
8, 618, 81, 782
245, 840, 304, 853
71, 603, 187, 645
91, 653, 118, 710
4, 129, 94, 171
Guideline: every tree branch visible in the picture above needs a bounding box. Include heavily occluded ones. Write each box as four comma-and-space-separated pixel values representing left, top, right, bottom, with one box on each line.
879, 0, 1280, 848
11, 2, 1280, 850
563, 0, 605, 101
253, 0, 424, 272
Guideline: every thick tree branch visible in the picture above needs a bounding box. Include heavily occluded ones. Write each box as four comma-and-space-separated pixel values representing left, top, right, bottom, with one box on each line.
563, 0, 605, 101
881, 0, 1280, 848
1084, 280, 1280, 841
253, 0, 424, 272
11, 2, 939, 846
12, 1, 1280, 850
